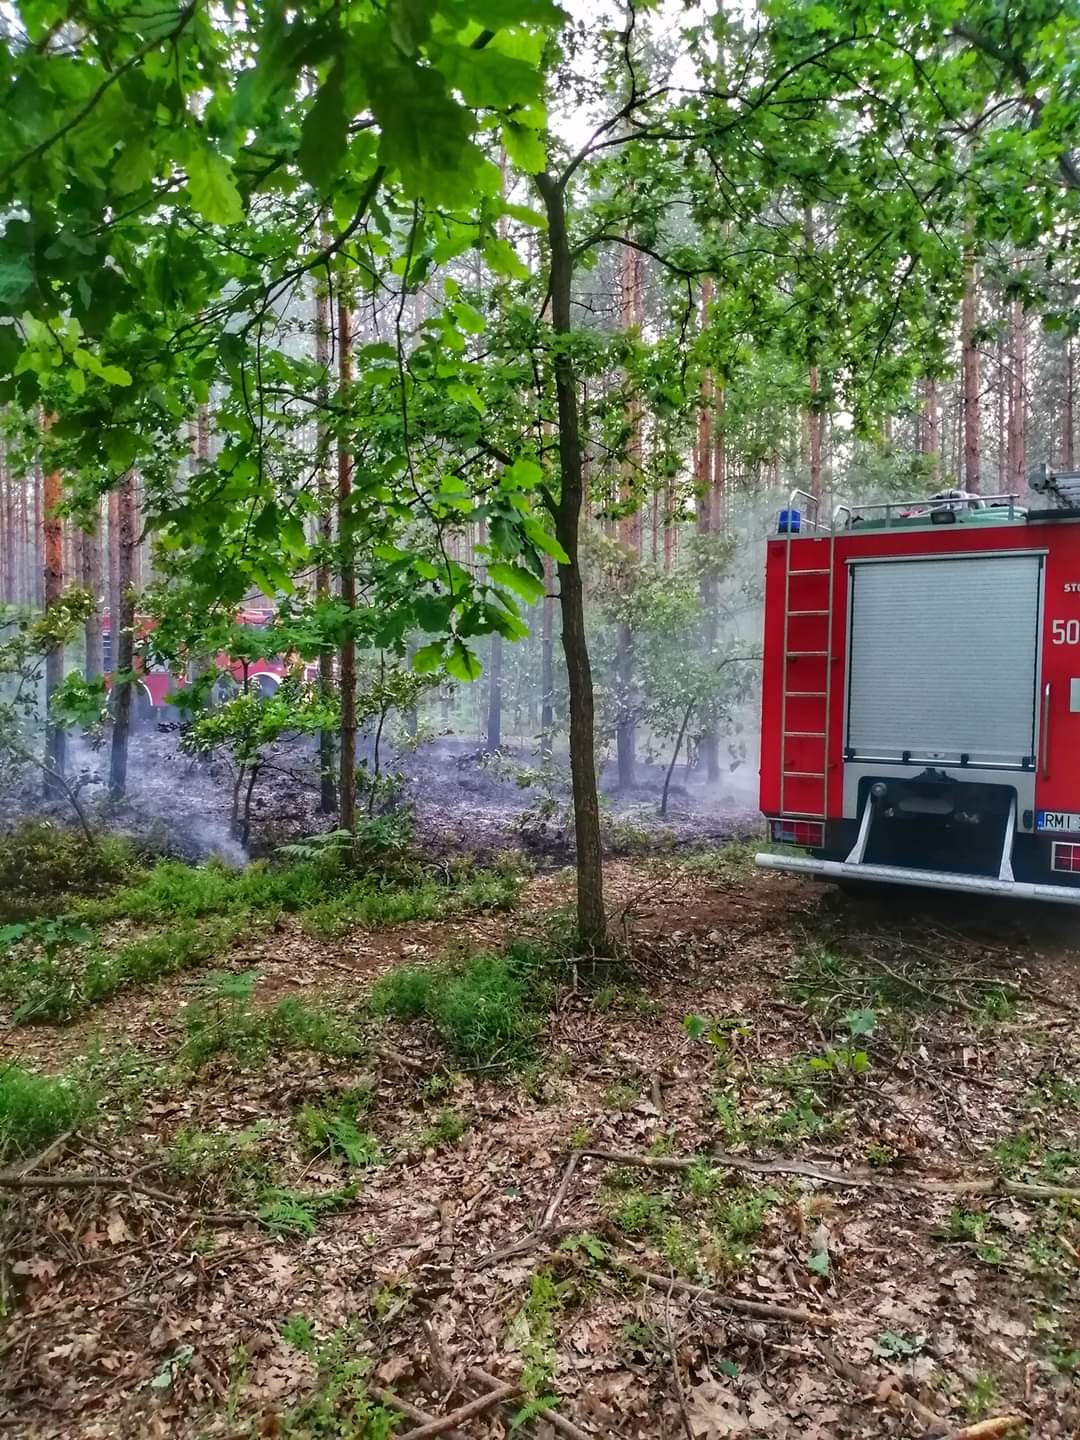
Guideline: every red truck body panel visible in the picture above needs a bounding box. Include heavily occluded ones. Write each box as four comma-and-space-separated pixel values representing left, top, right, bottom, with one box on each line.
759, 517, 1080, 824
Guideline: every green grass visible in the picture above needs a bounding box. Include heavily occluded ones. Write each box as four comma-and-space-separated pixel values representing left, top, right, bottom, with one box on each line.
2, 853, 520, 1027
180, 973, 365, 1070
301, 868, 520, 939
75, 857, 329, 925
4, 917, 243, 1023
0, 1063, 92, 1161
77, 856, 520, 937
415, 1106, 467, 1150
371, 938, 552, 1065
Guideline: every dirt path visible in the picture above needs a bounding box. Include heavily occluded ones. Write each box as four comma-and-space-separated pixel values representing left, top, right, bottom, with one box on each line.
2, 860, 1079, 1438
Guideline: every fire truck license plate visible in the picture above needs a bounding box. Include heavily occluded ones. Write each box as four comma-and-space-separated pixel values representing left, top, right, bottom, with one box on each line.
1037, 812, 1080, 832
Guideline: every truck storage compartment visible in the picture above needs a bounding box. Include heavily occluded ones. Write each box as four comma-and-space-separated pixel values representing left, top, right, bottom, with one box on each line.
846, 554, 1042, 767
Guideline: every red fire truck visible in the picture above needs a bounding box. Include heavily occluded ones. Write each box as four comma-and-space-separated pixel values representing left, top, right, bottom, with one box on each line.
100, 607, 295, 724
757, 473, 1080, 904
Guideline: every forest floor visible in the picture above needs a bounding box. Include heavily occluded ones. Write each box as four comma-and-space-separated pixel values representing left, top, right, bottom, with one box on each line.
1, 847, 1079, 1439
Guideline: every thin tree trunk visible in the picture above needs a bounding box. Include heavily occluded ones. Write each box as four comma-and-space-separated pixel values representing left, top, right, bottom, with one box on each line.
663, 480, 675, 573
614, 242, 644, 788
42, 430, 65, 795
712, 389, 726, 534
922, 377, 939, 478
661, 701, 695, 818
1063, 338, 1075, 471
82, 502, 103, 679
486, 633, 503, 751
1008, 300, 1027, 494
803, 207, 823, 501
696, 280, 714, 536
807, 366, 823, 500
18, 468, 27, 604
540, 552, 554, 759
3, 455, 13, 605
619, 243, 644, 556
315, 260, 337, 814
33, 460, 43, 608
536, 171, 606, 950
337, 289, 357, 833
107, 488, 120, 665
615, 620, 635, 789
1002, 334, 1013, 492
109, 470, 136, 797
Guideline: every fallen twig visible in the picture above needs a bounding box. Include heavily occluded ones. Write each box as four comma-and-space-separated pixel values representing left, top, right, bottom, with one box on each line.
665, 1279, 695, 1440
580, 1148, 1080, 1202
467, 1367, 594, 1440
814, 1340, 946, 1433
0, 1171, 253, 1223
368, 1387, 469, 1440
372, 1043, 428, 1073
541, 1150, 580, 1228
393, 1381, 518, 1438
475, 1220, 580, 1269
621, 1261, 837, 1327
13, 1130, 73, 1177
943, 1418, 1025, 1440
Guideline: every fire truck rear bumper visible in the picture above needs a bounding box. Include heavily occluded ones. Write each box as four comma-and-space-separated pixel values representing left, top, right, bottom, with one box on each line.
754, 853, 1080, 906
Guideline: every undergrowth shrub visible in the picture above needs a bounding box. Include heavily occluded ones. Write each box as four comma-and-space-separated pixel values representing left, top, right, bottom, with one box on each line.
3, 917, 242, 1023
297, 1096, 382, 1168
0, 822, 132, 921
371, 938, 553, 1065
0, 1064, 91, 1160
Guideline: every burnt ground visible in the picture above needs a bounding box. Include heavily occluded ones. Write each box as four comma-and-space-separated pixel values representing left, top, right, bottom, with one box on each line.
3, 729, 761, 863
1, 855, 1079, 1439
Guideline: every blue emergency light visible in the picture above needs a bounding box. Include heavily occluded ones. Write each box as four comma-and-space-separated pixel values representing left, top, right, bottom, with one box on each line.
777, 508, 801, 533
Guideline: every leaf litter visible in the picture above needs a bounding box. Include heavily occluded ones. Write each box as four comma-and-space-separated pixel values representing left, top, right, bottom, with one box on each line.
1, 856, 1078, 1437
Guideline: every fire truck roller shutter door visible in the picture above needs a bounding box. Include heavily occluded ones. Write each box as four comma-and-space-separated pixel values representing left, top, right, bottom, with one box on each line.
847, 554, 1041, 768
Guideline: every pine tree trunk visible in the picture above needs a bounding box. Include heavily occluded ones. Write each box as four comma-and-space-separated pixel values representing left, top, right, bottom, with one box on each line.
19, 467, 28, 604
107, 488, 120, 672
33, 461, 44, 608
807, 365, 823, 499
962, 260, 981, 492
536, 171, 606, 951
109, 470, 136, 797
1008, 301, 1027, 495
923, 377, 939, 478
615, 620, 634, 789
695, 281, 722, 784
696, 280, 714, 536
82, 503, 103, 679
663, 479, 675, 573
540, 552, 554, 758
803, 207, 823, 501
997, 333, 1007, 492
337, 290, 357, 833
486, 633, 503, 750
1, 446, 13, 605
42, 433, 65, 795
315, 262, 337, 814
1063, 339, 1075, 470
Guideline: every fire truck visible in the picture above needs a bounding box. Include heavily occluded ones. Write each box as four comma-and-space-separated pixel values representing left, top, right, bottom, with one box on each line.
757, 472, 1080, 904
100, 607, 295, 724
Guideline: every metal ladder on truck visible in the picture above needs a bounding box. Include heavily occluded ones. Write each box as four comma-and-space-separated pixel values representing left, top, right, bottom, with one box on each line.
778, 490, 839, 821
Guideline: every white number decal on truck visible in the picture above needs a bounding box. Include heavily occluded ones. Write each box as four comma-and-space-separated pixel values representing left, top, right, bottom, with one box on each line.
1052, 619, 1080, 644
